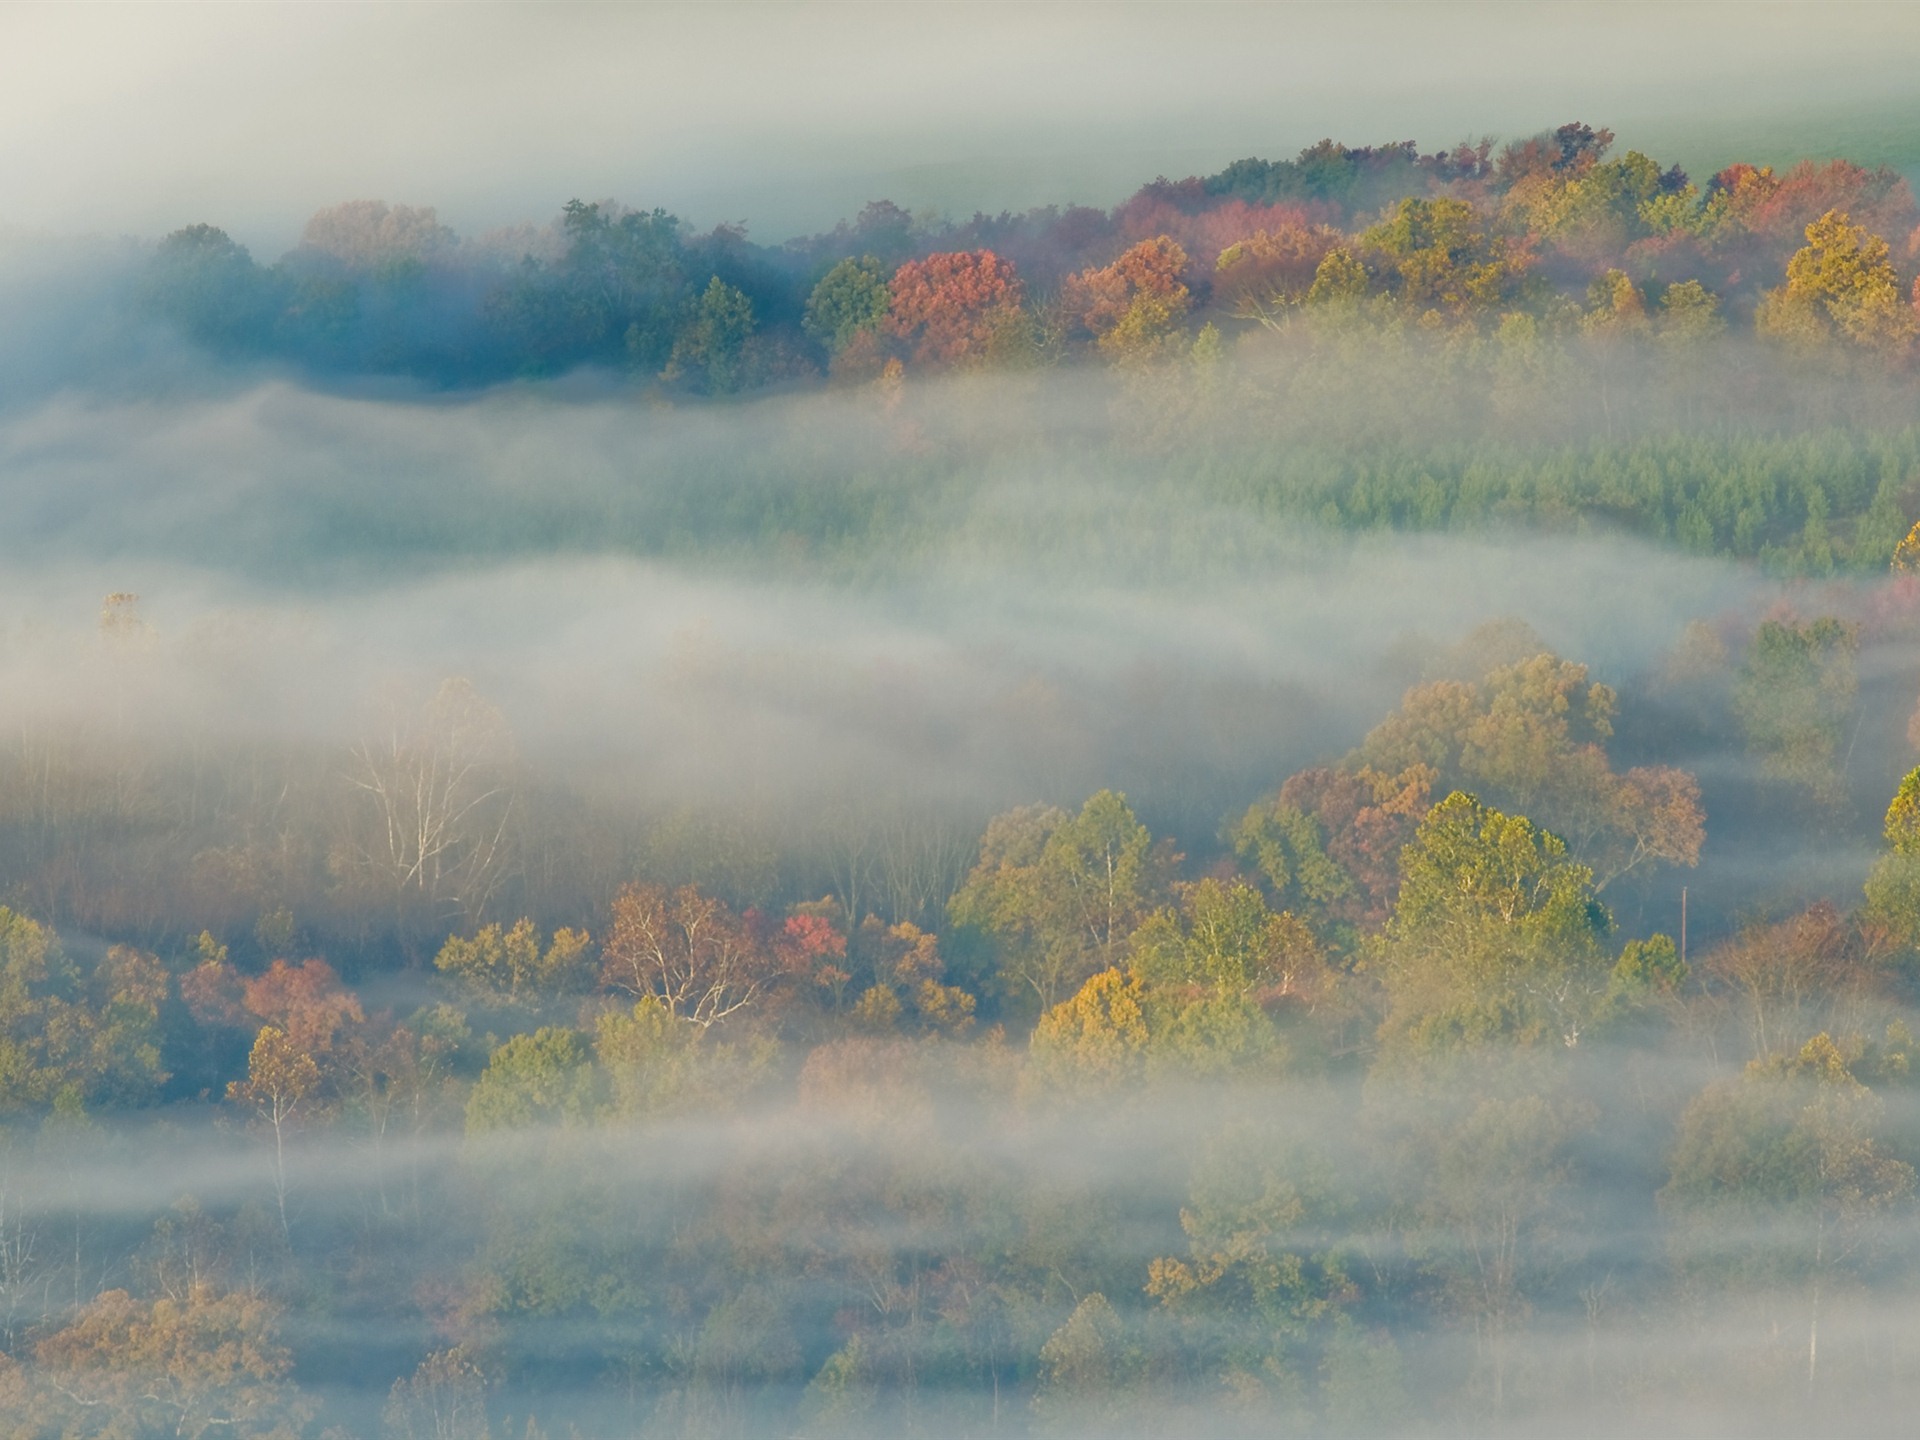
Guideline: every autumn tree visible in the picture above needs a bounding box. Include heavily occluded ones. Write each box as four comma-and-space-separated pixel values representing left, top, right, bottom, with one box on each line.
300, 199, 457, 267
32, 1282, 312, 1438
884, 249, 1026, 367
1699, 904, 1874, 1062
0, 909, 169, 1112
846, 917, 975, 1037
1027, 968, 1148, 1095
1212, 223, 1345, 324
1350, 650, 1703, 890
948, 790, 1169, 1011
1756, 209, 1917, 354
434, 918, 592, 1008
600, 883, 781, 1028
1061, 235, 1192, 363
1232, 764, 1435, 940
239, 956, 364, 1057
382, 1347, 492, 1440
227, 1026, 322, 1237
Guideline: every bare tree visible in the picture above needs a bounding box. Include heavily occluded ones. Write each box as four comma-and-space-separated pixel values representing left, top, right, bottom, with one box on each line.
345, 678, 516, 930
600, 883, 777, 1028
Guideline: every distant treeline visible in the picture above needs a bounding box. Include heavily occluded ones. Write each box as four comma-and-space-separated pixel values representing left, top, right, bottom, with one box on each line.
143, 122, 1920, 397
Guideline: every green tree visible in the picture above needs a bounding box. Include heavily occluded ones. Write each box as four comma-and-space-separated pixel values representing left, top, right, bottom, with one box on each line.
465, 1028, 595, 1133
948, 790, 1167, 1011
1146, 1121, 1356, 1400
1864, 766, 1920, 952
1359, 197, 1527, 318
141, 224, 283, 353
1734, 617, 1858, 806
664, 275, 757, 393
434, 919, 592, 1008
1376, 792, 1612, 1053
803, 256, 891, 356
1663, 1034, 1915, 1390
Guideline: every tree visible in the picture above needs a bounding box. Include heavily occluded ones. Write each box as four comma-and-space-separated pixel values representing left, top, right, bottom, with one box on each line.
1351, 652, 1702, 890
1699, 904, 1872, 1062
595, 995, 774, 1118
345, 678, 517, 933
885, 250, 1026, 366
1663, 1035, 1915, 1391
1031, 1293, 1141, 1433
1061, 236, 1192, 363
382, 1347, 492, 1440
1375, 792, 1612, 1053
227, 1026, 322, 1237
1404, 1088, 1589, 1415
1358, 197, 1528, 318
0, 910, 169, 1112
599, 883, 780, 1028
1145, 1122, 1356, 1394
464, 1027, 594, 1133
803, 256, 891, 357
664, 275, 756, 393
1865, 766, 1920, 952
239, 956, 364, 1056
1213, 224, 1344, 324
32, 1282, 311, 1438
1756, 209, 1916, 354
948, 790, 1167, 1011
141, 224, 283, 353
510, 199, 690, 369
1028, 968, 1148, 1094
1128, 878, 1322, 1002
1232, 764, 1434, 939
1734, 617, 1858, 807
300, 200, 458, 267
434, 919, 592, 1008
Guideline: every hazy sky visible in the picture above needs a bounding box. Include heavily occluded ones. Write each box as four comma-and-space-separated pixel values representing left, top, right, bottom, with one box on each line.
5, 2, 1920, 250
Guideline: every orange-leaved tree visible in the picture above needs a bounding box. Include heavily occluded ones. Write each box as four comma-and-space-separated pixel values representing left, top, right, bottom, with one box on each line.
885, 249, 1026, 366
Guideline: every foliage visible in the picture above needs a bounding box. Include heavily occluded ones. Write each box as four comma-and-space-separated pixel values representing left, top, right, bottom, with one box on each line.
1375, 791, 1612, 1052
948, 790, 1166, 1011
1733, 617, 1859, 806
435, 919, 593, 1008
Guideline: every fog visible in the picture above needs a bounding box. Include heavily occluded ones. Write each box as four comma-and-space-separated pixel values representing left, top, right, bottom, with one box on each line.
6, 3, 1920, 246
7, 12, 1920, 1432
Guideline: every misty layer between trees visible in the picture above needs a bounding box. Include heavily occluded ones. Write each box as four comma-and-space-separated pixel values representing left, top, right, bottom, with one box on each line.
11, 119, 1920, 1439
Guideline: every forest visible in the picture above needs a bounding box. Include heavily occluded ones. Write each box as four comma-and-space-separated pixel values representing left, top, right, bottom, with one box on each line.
6, 118, 1920, 1436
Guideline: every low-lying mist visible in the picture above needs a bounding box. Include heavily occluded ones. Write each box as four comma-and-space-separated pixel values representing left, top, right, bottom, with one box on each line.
5, 306, 1920, 1439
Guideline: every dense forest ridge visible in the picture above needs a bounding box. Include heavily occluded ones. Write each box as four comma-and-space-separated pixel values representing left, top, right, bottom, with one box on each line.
15, 120, 1920, 1435
146, 121, 1920, 392
129, 120, 1920, 581
4, 607, 1920, 1433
